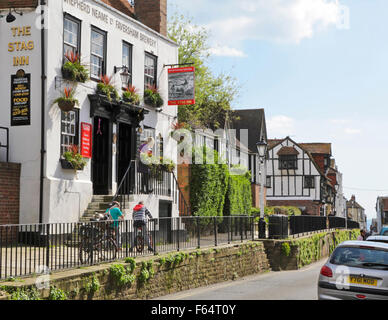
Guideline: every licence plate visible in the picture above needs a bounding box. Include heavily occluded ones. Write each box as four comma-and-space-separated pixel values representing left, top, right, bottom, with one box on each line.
348, 276, 378, 286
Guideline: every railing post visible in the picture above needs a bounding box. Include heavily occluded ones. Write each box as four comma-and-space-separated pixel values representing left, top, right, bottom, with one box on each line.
177, 217, 180, 252
214, 217, 217, 247
153, 219, 157, 255
197, 216, 200, 249
240, 216, 243, 242
45, 224, 50, 270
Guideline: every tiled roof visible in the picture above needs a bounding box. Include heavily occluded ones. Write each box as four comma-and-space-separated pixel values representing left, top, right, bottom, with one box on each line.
299, 143, 332, 155
0, 0, 38, 9
231, 109, 267, 154
277, 146, 299, 156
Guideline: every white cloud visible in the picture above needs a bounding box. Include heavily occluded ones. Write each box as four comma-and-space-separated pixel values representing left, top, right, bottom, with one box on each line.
171, 0, 348, 51
267, 115, 296, 138
208, 45, 247, 58
344, 128, 361, 135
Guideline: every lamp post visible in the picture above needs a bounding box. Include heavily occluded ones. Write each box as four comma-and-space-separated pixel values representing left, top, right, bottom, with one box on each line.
256, 139, 268, 239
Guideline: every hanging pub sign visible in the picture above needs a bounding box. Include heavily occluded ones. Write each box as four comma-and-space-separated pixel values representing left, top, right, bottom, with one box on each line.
11, 69, 31, 126
80, 122, 92, 158
168, 67, 195, 105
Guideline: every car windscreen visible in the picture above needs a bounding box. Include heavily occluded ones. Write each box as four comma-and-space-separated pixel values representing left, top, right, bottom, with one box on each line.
383, 230, 388, 236
330, 246, 388, 270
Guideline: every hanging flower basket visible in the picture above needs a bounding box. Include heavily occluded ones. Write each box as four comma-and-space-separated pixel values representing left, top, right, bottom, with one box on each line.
58, 99, 76, 112
53, 87, 79, 112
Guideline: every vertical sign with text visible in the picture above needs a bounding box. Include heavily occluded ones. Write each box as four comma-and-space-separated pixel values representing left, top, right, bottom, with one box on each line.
80, 122, 92, 158
11, 69, 31, 126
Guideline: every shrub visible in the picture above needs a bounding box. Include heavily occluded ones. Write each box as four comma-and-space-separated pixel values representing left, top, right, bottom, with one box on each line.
62, 51, 89, 83
96, 75, 119, 101
122, 85, 141, 105
144, 85, 164, 108
48, 286, 68, 300
109, 264, 136, 287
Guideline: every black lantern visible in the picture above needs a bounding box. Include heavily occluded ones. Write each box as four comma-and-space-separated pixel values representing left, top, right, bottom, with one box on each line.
256, 139, 268, 162
1, 9, 23, 23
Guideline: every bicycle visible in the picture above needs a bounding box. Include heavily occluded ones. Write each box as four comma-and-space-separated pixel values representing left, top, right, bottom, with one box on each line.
79, 217, 118, 264
133, 220, 155, 253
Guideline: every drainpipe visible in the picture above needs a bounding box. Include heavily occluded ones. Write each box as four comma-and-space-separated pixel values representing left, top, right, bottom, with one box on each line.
38, 0, 47, 224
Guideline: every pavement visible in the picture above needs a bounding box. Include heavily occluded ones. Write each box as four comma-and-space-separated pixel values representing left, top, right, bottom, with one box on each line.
156, 259, 327, 300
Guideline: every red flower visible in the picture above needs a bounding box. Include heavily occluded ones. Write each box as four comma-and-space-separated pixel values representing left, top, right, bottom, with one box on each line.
124, 85, 138, 94
99, 74, 113, 86
63, 87, 74, 98
64, 50, 79, 63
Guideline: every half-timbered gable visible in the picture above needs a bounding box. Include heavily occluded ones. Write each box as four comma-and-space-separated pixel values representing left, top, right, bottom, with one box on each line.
266, 137, 323, 201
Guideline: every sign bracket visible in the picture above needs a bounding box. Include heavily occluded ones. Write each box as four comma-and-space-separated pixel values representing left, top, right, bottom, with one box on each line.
163, 62, 194, 68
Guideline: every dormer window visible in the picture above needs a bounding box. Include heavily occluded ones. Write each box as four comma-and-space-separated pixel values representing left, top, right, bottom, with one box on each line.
277, 146, 299, 170
279, 155, 298, 170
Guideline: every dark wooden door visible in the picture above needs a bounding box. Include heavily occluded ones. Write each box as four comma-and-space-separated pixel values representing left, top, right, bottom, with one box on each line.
92, 117, 111, 195
117, 123, 133, 188
159, 201, 172, 243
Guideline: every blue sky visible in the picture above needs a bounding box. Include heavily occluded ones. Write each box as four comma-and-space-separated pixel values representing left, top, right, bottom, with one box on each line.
168, 0, 388, 221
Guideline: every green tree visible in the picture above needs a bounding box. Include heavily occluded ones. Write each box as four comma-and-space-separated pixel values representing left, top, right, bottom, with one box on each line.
168, 15, 239, 130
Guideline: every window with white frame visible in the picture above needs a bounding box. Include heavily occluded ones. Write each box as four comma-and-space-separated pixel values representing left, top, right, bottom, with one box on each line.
91, 27, 106, 79
144, 53, 157, 89
61, 110, 79, 156
63, 15, 80, 58
142, 127, 156, 154
122, 41, 133, 86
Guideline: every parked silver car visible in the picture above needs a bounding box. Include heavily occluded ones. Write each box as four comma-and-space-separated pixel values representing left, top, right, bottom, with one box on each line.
318, 241, 388, 300
367, 235, 388, 244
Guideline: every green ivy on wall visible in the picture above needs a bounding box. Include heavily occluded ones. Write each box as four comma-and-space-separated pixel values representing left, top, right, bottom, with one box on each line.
190, 146, 252, 217
190, 147, 229, 217
224, 171, 252, 216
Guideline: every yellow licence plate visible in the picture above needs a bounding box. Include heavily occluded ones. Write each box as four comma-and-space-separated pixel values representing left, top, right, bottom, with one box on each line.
348, 276, 378, 286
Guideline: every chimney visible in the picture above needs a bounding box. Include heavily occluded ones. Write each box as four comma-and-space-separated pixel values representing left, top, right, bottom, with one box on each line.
135, 0, 167, 36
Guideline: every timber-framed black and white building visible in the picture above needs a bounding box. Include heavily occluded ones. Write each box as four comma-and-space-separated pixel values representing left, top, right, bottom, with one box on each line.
266, 137, 338, 216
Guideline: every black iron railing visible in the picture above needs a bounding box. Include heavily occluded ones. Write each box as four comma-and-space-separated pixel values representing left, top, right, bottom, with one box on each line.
267, 215, 361, 239
0, 127, 9, 163
0, 216, 253, 280
113, 160, 190, 216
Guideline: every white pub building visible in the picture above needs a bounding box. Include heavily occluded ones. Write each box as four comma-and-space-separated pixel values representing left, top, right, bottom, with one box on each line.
0, 0, 181, 225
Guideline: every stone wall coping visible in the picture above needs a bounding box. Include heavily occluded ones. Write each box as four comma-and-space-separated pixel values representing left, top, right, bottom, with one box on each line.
0, 241, 262, 289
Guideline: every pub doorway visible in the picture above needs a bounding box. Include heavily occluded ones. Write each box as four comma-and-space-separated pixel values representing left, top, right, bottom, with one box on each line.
117, 122, 134, 191
92, 116, 112, 195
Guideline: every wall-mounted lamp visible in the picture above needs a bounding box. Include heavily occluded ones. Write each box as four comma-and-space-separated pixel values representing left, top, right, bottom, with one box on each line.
114, 65, 130, 87
0, 9, 23, 23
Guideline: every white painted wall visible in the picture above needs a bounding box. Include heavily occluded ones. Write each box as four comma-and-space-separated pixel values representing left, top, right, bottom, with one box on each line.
0, 8, 42, 224
0, 1, 178, 224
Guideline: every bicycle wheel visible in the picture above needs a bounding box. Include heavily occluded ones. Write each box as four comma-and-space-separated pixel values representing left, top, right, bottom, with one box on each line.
79, 240, 100, 265
100, 238, 117, 261
136, 235, 144, 253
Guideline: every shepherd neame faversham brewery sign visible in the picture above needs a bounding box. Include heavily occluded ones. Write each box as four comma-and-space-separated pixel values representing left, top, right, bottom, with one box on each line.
11, 69, 31, 126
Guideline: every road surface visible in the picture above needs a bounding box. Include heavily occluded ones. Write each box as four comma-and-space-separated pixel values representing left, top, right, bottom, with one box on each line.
156, 259, 326, 300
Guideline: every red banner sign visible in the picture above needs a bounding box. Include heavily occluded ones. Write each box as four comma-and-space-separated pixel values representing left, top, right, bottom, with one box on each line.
80, 122, 92, 158
168, 67, 195, 106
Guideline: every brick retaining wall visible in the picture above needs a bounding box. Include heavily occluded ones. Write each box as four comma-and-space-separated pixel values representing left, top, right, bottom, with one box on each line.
0, 162, 21, 227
